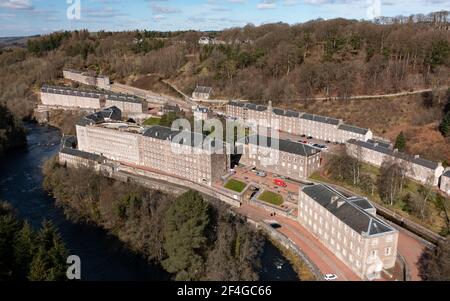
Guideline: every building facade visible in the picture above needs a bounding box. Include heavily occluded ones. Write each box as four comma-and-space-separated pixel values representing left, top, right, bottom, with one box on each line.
192, 86, 213, 100
298, 184, 399, 280
237, 135, 322, 180
63, 69, 111, 90
226, 101, 373, 143
346, 139, 444, 187
40, 85, 147, 114
193, 106, 211, 121
440, 170, 450, 195
76, 120, 228, 186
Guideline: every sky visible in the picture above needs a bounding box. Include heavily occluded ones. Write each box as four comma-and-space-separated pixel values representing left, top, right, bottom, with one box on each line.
0, 0, 448, 37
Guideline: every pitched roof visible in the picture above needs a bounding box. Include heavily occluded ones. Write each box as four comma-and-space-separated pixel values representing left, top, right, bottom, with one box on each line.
443, 170, 450, 178
301, 113, 340, 125
194, 86, 213, 94
302, 185, 395, 236
241, 135, 321, 157
76, 106, 122, 126
60, 147, 102, 162
338, 124, 370, 135
367, 139, 392, 149
348, 139, 441, 170
41, 85, 143, 104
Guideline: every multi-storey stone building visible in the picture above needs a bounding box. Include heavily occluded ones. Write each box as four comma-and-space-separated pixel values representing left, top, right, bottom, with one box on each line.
440, 169, 450, 195
226, 101, 373, 143
346, 139, 444, 187
237, 135, 322, 180
40, 85, 147, 114
298, 184, 398, 280
75, 114, 228, 186
63, 69, 111, 90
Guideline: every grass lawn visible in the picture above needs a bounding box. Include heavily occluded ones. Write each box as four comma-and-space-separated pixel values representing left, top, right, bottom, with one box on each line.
258, 191, 284, 206
143, 117, 161, 126
224, 179, 247, 193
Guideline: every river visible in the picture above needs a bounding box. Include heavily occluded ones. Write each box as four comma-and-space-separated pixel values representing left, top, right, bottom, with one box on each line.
0, 123, 298, 281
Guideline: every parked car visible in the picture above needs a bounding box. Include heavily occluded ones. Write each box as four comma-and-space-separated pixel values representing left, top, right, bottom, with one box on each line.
324, 274, 338, 281
307, 136, 313, 139
301, 134, 306, 138
274, 179, 287, 187
256, 172, 266, 177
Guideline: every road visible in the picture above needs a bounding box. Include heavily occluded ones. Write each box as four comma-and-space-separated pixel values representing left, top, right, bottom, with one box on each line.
236, 203, 361, 281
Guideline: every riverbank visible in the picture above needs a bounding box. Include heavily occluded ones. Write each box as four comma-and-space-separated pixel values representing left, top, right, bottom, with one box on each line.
42, 155, 299, 281
0, 105, 27, 158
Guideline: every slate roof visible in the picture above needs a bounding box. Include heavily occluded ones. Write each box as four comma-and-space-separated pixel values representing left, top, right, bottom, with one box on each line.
367, 139, 392, 149
301, 113, 340, 125
273, 108, 300, 118
143, 126, 221, 150
76, 106, 122, 126
443, 170, 450, 178
348, 139, 441, 170
302, 185, 395, 236
41, 85, 143, 104
338, 124, 370, 135
194, 86, 213, 94
347, 197, 375, 211
241, 135, 320, 157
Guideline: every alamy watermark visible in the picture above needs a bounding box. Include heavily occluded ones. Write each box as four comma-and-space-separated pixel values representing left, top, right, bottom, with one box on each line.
67, 0, 81, 20
66, 255, 81, 280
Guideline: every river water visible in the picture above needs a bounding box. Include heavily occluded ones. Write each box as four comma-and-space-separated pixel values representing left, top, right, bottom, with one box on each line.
0, 123, 298, 281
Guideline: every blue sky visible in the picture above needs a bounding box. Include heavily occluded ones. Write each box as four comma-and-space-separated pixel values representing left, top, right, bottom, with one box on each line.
0, 0, 448, 37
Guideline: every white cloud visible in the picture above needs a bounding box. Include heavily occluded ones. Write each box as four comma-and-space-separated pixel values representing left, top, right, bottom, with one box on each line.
257, 0, 277, 9
0, 0, 33, 10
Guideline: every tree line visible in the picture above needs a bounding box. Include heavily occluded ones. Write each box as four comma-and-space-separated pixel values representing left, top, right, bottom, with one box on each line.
326, 150, 450, 235
42, 158, 264, 281
0, 202, 68, 281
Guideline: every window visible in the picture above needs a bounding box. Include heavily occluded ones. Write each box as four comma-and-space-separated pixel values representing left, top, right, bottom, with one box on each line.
372, 239, 379, 246
385, 247, 391, 256
371, 250, 378, 257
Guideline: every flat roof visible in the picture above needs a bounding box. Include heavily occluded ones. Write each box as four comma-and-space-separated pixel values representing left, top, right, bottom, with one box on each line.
143, 125, 221, 150
302, 184, 396, 236
241, 135, 320, 157
348, 139, 440, 170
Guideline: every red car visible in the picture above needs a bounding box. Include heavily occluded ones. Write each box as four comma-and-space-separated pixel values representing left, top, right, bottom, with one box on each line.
274, 179, 287, 187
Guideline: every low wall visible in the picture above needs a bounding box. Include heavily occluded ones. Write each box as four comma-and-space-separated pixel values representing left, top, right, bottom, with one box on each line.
258, 222, 322, 280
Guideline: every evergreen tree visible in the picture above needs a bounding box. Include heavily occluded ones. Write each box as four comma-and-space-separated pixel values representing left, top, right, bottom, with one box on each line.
28, 249, 49, 281
439, 112, 450, 137
13, 222, 36, 278
162, 191, 210, 280
394, 132, 407, 152
0, 214, 21, 280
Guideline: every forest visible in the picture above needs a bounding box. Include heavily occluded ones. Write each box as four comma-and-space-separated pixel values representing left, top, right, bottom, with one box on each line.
0, 202, 68, 281
42, 158, 265, 281
0, 11, 448, 119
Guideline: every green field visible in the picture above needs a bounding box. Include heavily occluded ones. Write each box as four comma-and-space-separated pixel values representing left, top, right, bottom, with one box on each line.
224, 179, 247, 193
143, 117, 161, 126
258, 191, 284, 206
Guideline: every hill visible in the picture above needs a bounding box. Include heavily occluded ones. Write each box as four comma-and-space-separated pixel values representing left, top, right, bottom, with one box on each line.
0, 11, 449, 162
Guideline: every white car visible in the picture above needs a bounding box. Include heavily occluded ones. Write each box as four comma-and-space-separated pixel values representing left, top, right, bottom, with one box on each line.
324, 274, 338, 281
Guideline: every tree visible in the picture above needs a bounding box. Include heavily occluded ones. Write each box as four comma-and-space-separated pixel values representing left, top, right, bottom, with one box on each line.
162, 190, 210, 280
394, 132, 407, 152
439, 112, 450, 137
13, 222, 36, 278
419, 239, 450, 281
377, 159, 406, 206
